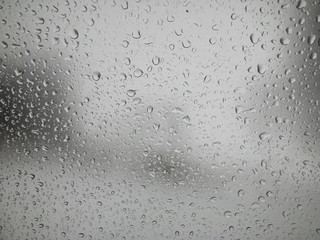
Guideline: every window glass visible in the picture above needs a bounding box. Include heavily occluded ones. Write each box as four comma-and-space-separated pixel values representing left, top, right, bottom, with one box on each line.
1, 0, 320, 239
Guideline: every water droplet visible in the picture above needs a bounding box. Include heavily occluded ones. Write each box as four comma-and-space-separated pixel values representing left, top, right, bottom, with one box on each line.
288, 77, 296, 83
296, 0, 307, 9
250, 33, 258, 44
310, 52, 317, 60
78, 233, 85, 238
233, 87, 246, 95
308, 35, 316, 45
224, 211, 232, 217
147, 106, 153, 113
235, 105, 245, 114
209, 196, 217, 203
203, 75, 212, 83
69, 29, 79, 39
92, 71, 101, 81
14, 68, 24, 76
37, 17, 45, 24
209, 37, 217, 45
152, 56, 160, 65
257, 64, 268, 74
133, 68, 143, 78
259, 132, 271, 140
231, 13, 237, 20
238, 189, 245, 197
126, 89, 136, 97
1, 41, 8, 48
280, 37, 290, 45
266, 191, 273, 197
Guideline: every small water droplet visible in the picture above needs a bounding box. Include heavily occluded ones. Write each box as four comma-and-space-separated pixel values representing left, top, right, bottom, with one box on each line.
238, 189, 245, 197
147, 106, 153, 113
1, 41, 8, 48
14, 68, 24, 76
92, 71, 101, 81
250, 33, 258, 44
259, 132, 271, 140
209, 37, 216, 45
203, 75, 212, 83
251, 202, 260, 209
296, 0, 307, 9
126, 89, 136, 97
69, 29, 79, 39
152, 56, 160, 65
308, 35, 316, 45
133, 68, 143, 78
78, 233, 85, 238
280, 37, 290, 45
310, 52, 317, 60
235, 105, 245, 114
257, 64, 268, 74
224, 211, 232, 217
288, 77, 296, 83
266, 191, 273, 197
234, 87, 246, 95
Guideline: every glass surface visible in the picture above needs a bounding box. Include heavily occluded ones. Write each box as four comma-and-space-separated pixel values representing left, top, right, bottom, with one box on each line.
1, 0, 320, 239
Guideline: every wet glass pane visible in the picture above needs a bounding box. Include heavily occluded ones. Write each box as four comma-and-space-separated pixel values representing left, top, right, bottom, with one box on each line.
1, 0, 320, 239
